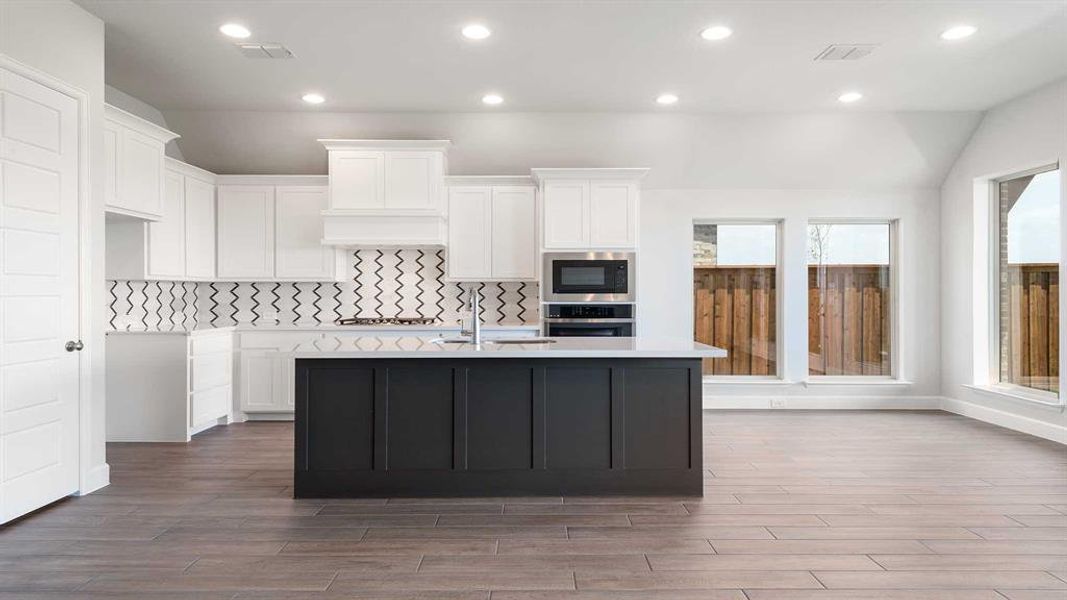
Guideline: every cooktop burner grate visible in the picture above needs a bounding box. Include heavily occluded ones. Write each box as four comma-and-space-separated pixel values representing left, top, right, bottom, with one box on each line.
335, 317, 439, 326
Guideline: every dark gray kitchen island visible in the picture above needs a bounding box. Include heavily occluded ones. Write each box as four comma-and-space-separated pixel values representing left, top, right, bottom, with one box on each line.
290, 336, 725, 497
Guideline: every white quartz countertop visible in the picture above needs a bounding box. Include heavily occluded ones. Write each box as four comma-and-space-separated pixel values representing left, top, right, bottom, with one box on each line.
287, 335, 726, 359
107, 323, 539, 335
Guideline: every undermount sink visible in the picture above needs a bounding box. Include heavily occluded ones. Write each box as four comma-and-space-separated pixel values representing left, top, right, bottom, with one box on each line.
430, 337, 472, 344
486, 338, 556, 344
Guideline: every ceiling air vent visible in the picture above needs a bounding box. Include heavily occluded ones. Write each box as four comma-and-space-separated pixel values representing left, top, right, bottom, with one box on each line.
236, 43, 294, 59
814, 44, 877, 61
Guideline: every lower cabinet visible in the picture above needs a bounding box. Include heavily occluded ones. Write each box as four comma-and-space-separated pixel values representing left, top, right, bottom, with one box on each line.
106, 328, 233, 442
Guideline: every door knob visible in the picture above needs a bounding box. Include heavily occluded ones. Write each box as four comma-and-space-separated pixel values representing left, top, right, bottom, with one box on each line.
65, 340, 84, 352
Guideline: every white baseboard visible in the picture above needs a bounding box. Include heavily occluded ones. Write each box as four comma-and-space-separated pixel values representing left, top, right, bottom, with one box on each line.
940, 397, 1067, 444
703, 394, 941, 410
78, 462, 110, 496
244, 413, 295, 421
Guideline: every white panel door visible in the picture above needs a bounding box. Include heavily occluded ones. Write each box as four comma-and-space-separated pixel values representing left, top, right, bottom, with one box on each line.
589, 181, 636, 248
491, 186, 536, 279
0, 67, 80, 523
275, 186, 334, 280
147, 169, 185, 279
183, 177, 215, 280
384, 152, 437, 211
542, 180, 588, 249
329, 151, 383, 209
217, 185, 275, 279
446, 187, 491, 280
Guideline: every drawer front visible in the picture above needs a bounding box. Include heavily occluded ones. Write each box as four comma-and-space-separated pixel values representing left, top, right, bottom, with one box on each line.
191, 385, 231, 427
191, 353, 232, 392
191, 333, 233, 356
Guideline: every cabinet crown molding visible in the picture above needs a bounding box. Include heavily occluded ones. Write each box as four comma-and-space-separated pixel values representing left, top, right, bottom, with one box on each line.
318, 139, 452, 152
216, 174, 329, 186
164, 157, 216, 183
104, 104, 180, 142
531, 168, 650, 183
445, 175, 534, 187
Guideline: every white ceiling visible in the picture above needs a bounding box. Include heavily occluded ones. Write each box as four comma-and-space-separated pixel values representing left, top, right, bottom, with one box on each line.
77, 0, 1067, 113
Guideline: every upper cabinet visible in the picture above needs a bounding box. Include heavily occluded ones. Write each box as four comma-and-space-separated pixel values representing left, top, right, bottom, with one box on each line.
103, 104, 180, 221
319, 140, 451, 247
105, 158, 216, 281
216, 176, 343, 282
533, 168, 647, 251
445, 176, 537, 282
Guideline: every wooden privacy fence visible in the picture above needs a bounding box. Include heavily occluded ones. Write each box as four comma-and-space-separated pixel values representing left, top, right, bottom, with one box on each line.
1002, 264, 1059, 394
694, 266, 776, 376
693, 265, 892, 376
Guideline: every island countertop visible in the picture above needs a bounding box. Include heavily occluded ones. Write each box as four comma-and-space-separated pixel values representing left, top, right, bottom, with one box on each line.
287, 335, 726, 359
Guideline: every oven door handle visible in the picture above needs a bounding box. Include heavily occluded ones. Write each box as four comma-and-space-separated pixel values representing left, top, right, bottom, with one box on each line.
543, 318, 635, 324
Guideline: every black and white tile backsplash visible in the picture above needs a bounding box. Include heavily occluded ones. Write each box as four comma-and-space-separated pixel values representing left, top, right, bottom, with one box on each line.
107, 249, 539, 331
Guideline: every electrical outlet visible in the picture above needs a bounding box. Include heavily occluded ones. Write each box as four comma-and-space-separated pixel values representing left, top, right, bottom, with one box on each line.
770, 398, 787, 409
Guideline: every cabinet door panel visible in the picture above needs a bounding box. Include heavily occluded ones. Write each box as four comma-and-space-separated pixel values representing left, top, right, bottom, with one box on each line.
306, 368, 375, 471
147, 170, 185, 278
467, 367, 533, 470
544, 367, 611, 469
122, 129, 164, 217
491, 186, 536, 279
446, 187, 491, 280
276, 187, 333, 280
385, 367, 453, 470
217, 186, 274, 279
385, 152, 437, 211
184, 177, 216, 279
589, 181, 636, 247
330, 151, 383, 209
543, 181, 588, 249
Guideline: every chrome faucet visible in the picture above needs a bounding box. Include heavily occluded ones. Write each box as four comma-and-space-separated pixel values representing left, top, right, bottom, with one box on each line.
460, 284, 482, 344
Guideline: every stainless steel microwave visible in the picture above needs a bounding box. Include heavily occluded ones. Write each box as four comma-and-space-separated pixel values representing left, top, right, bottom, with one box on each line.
543, 252, 635, 303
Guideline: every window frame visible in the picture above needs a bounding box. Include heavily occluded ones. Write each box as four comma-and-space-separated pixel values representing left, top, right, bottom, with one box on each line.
692, 218, 785, 382
805, 217, 900, 382
987, 163, 1061, 405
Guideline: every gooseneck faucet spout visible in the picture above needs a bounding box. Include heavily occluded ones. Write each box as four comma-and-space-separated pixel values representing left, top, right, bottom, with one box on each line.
469, 285, 482, 344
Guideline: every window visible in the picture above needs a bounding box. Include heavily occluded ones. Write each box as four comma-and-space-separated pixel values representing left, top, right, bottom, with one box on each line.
996, 166, 1060, 394
693, 222, 778, 376
808, 222, 892, 376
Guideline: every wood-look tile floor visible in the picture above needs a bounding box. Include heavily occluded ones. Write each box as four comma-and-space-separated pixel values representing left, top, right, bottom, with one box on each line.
1, 410, 1065, 599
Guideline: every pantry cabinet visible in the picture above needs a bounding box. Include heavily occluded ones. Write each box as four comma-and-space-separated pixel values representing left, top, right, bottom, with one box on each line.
216, 176, 343, 281
105, 158, 217, 281
103, 104, 180, 221
446, 177, 536, 281
533, 168, 646, 251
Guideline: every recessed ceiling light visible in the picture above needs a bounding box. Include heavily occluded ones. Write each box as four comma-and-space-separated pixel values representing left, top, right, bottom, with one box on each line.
302, 93, 325, 105
219, 23, 251, 39
481, 94, 503, 105
700, 25, 733, 41
656, 93, 679, 105
940, 24, 977, 41
462, 24, 491, 40
838, 91, 863, 104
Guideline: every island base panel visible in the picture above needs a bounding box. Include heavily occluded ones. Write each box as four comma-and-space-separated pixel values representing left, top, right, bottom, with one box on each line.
294, 358, 703, 497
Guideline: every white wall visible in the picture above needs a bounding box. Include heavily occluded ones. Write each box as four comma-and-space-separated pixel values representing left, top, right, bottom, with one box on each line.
939, 78, 1067, 441
641, 188, 942, 408
163, 109, 981, 190
0, 0, 109, 490
104, 85, 184, 160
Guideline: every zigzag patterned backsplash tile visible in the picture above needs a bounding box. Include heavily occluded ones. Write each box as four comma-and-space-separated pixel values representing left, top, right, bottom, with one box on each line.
107, 249, 540, 331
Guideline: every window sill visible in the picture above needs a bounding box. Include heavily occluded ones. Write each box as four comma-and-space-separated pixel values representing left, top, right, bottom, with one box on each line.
803, 377, 913, 387
702, 377, 795, 386
961, 384, 1063, 408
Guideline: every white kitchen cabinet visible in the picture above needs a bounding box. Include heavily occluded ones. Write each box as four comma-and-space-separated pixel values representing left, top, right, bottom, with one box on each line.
447, 187, 492, 279
533, 168, 647, 251
106, 328, 233, 442
275, 187, 337, 280
216, 176, 343, 281
237, 331, 317, 415
105, 158, 216, 281
446, 177, 537, 281
103, 104, 180, 221
216, 185, 276, 279
184, 177, 217, 279
319, 140, 451, 246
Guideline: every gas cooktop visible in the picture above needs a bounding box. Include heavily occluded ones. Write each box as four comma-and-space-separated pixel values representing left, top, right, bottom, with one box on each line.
335, 317, 439, 326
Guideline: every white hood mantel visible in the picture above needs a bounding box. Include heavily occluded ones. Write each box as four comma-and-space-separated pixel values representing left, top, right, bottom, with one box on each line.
319, 139, 452, 248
